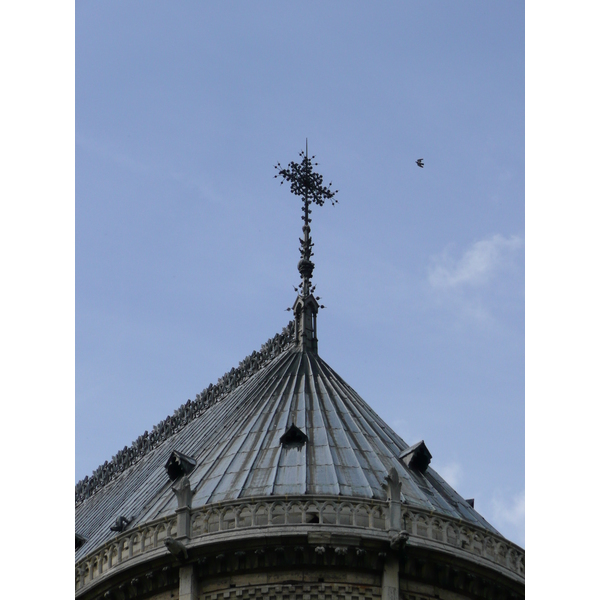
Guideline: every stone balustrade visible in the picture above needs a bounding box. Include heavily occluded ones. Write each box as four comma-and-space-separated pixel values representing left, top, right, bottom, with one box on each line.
190, 496, 388, 534
75, 496, 524, 593
402, 508, 525, 579
76, 515, 178, 591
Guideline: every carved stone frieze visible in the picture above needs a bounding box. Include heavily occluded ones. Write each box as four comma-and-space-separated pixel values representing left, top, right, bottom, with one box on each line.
398, 553, 525, 600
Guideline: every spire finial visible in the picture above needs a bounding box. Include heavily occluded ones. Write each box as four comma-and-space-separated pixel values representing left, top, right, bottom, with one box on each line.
275, 144, 338, 352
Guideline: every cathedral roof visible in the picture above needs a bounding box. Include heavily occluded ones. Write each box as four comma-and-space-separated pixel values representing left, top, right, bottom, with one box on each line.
75, 325, 500, 562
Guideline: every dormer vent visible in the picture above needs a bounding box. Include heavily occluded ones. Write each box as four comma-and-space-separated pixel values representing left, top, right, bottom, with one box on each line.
165, 450, 197, 481
280, 423, 308, 449
466, 498, 475, 508
75, 533, 86, 550
400, 441, 432, 474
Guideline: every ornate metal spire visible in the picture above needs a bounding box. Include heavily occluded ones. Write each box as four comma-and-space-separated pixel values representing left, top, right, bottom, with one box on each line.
275, 141, 338, 353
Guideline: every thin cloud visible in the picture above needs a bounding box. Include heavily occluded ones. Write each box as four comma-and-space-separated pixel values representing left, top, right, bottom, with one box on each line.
492, 489, 525, 528
435, 461, 463, 489
428, 234, 522, 290
76, 134, 150, 174
391, 419, 421, 447
477, 489, 525, 547
77, 134, 222, 205
168, 169, 223, 206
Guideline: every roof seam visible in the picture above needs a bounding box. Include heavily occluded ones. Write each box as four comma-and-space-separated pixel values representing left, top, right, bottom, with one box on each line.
312, 356, 376, 496
271, 353, 305, 495
306, 352, 340, 496
205, 351, 298, 503
238, 351, 301, 497
188, 350, 295, 494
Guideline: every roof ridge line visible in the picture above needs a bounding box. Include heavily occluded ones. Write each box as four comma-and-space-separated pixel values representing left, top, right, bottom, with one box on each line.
75, 321, 296, 504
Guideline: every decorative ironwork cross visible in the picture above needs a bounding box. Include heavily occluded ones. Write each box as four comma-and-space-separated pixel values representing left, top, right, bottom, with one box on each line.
274, 141, 338, 299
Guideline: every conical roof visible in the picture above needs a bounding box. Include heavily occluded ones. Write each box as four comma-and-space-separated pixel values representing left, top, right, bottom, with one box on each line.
75, 333, 500, 562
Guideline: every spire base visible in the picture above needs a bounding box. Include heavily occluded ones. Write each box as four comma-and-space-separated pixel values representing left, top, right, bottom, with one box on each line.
293, 294, 319, 354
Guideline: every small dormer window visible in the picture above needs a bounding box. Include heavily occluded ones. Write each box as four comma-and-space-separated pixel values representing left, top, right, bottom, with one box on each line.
75, 533, 86, 550
165, 450, 197, 481
280, 423, 308, 449
400, 440, 432, 474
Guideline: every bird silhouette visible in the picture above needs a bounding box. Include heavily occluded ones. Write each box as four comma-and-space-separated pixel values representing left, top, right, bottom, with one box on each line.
416, 159, 424, 168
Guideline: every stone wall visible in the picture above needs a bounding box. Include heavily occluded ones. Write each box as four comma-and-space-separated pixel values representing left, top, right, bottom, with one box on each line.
198, 569, 381, 600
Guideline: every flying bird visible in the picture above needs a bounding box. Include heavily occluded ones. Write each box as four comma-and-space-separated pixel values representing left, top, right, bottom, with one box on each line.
416, 159, 424, 168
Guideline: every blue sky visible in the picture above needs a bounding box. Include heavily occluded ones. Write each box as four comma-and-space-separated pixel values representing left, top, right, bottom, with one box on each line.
75, 2, 524, 545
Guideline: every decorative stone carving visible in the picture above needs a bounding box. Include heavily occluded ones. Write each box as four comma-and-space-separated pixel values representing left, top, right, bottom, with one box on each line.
110, 516, 131, 533
234, 550, 246, 569
390, 530, 409, 551
164, 537, 188, 561
334, 546, 348, 566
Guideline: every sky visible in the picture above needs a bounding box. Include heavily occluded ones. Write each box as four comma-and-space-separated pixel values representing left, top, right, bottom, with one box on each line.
75, 2, 524, 546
